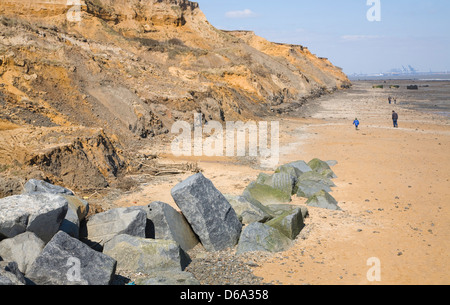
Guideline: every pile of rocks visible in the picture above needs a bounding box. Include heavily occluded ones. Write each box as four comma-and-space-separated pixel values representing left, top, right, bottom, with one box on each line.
241, 158, 340, 211
0, 158, 339, 285
226, 158, 340, 255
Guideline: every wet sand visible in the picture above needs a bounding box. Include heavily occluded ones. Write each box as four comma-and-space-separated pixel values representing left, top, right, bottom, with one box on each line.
113, 81, 450, 285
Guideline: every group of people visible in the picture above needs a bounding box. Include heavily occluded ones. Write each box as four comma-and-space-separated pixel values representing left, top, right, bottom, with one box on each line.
388, 96, 397, 104
352, 96, 399, 130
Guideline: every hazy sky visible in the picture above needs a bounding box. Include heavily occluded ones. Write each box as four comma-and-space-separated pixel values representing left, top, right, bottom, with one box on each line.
195, 0, 450, 75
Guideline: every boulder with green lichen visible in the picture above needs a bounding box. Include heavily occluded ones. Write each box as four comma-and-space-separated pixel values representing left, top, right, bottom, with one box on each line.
242, 181, 292, 206
306, 190, 341, 211
266, 208, 305, 240
224, 194, 273, 225
307, 158, 337, 178
236, 222, 292, 254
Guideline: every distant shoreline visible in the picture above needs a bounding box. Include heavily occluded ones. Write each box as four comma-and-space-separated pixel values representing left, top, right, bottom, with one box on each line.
348, 73, 450, 81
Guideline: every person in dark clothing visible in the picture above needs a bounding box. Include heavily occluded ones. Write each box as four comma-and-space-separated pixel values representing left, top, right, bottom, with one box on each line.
392, 111, 399, 128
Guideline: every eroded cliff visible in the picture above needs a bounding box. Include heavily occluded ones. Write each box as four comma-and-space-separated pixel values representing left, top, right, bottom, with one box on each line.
0, 0, 350, 193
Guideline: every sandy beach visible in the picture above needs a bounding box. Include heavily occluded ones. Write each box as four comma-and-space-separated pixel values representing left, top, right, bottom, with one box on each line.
111, 80, 450, 285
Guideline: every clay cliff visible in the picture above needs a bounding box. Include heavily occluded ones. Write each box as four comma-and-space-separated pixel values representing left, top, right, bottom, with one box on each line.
0, 0, 351, 194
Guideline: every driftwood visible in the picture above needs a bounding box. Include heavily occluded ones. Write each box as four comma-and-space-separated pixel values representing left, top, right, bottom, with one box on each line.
132, 160, 201, 176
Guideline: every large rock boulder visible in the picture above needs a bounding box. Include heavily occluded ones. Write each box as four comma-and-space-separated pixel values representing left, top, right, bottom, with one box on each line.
296, 179, 332, 198
82, 207, 147, 249
103, 234, 190, 273
22, 180, 89, 239
308, 158, 337, 178
275, 160, 312, 177
224, 194, 272, 225
129, 201, 199, 252
26, 231, 117, 285
0, 193, 68, 243
0, 232, 45, 274
23, 179, 74, 196
263, 171, 296, 197
236, 222, 292, 254
170, 173, 242, 252
266, 208, 305, 240
296, 171, 336, 188
242, 181, 292, 206
306, 190, 341, 211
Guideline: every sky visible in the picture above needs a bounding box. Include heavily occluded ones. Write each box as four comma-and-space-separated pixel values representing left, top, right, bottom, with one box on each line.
195, 0, 450, 76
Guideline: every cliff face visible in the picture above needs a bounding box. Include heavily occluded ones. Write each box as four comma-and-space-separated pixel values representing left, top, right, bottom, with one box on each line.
0, 0, 350, 191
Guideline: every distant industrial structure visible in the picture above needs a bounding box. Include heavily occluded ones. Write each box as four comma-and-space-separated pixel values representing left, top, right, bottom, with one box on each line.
349, 66, 450, 80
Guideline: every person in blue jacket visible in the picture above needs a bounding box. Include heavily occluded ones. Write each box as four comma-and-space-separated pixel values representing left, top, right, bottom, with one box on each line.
353, 118, 360, 130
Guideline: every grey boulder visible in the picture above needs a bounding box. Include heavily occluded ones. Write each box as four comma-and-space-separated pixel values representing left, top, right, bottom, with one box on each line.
23, 179, 74, 196
0, 232, 45, 274
275, 160, 312, 177
224, 194, 272, 224
0, 193, 68, 243
82, 207, 147, 249
306, 190, 341, 211
308, 158, 337, 178
26, 231, 117, 285
236, 222, 292, 254
242, 181, 292, 206
266, 208, 305, 240
296, 171, 336, 188
296, 179, 332, 198
103, 234, 190, 273
129, 201, 199, 252
171, 173, 242, 252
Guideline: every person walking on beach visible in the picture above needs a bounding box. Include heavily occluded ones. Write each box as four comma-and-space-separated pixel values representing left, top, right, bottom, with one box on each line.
392, 111, 399, 128
353, 118, 360, 130
388, 96, 392, 104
